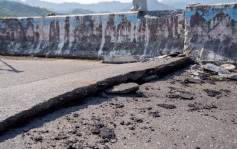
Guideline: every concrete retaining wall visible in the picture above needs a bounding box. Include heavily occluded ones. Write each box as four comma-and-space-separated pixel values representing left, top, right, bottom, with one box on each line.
1, 3, 237, 64
0, 10, 185, 59
185, 3, 237, 64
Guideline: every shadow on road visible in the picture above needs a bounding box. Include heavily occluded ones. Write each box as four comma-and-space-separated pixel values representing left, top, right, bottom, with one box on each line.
0, 59, 23, 73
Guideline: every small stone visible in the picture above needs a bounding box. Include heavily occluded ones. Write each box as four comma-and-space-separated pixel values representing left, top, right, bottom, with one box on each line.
188, 104, 196, 108
191, 64, 200, 71
179, 93, 194, 100
220, 64, 236, 71
136, 119, 143, 123
149, 111, 160, 118
168, 94, 180, 99
140, 58, 154, 62
105, 83, 139, 94
203, 104, 218, 110
156, 55, 168, 59
147, 107, 152, 110
67, 146, 77, 149
76, 132, 82, 137
168, 51, 180, 57
220, 73, 237, 80
178, 54, 186, 57
184, 78, 202, 84
190, 70, 200, 76
55, 134, 68, 140
110, 139, 117, 143
203, 89, 221, 97
99, 128, 116, 140
135, 92, 144, 97
104, 145, 110, 149
202, 63, 230, 75
34, 136, 43, 142
91, 128, 100, 135
95, 123, 105, 129
158, 104, 176, 109
115, 104, 124, 109
73, 113, 79, 118
120, 121, 125, 125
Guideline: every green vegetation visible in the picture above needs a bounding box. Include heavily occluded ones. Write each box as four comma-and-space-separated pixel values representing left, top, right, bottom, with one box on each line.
69, 8, 95, 15
0, 0, 52, 17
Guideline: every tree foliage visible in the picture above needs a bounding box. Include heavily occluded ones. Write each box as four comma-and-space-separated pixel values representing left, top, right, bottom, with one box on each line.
0, 0, 52, 17
69, 8, 95, 15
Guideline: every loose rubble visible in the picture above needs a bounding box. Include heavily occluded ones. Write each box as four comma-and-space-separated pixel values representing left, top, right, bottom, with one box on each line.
105, 83, 139, 94
202, 63, 230, 75
188, 62, 237, 81
220, 64, 236, 71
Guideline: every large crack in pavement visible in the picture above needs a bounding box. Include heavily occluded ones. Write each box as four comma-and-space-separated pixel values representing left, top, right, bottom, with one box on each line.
0, 57, 191, 135
0, 61, 236, 149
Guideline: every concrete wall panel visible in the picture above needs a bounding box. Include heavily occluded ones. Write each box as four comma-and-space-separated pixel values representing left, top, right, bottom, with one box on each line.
0, 11, 184, 59
185, 3, 237, 64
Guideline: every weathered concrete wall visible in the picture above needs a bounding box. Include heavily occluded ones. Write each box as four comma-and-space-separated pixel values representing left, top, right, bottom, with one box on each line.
185, 3, 237, 64
0, 10, 184, 59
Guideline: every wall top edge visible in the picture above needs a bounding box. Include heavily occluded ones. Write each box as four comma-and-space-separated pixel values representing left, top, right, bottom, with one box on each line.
0, 11, 140, 20
0, 10, 186, 20
186, 2, 237, 9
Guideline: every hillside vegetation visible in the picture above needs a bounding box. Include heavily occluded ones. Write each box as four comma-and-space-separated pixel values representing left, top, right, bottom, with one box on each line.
69, 8, 95, 15
0, 0, 52, 17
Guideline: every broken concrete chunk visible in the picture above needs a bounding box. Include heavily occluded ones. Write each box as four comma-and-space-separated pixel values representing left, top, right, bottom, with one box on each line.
156, 55, 169, 59
158, 104, 176, 109
203, 89, 221, 97
103, 55, 139, 64
220, 64, 236, 71
168, 51, 180, 57
190, 70, 200, 76
191, 64, 200, 71
105, 83, 139, 94
179, 93, 194, 100
178, 54, 186, 57
184, 78, 202, 84
168, 92, 194, 100
140, 58, 154, 63
202, 63, 230, 75
219, 73, 237, 80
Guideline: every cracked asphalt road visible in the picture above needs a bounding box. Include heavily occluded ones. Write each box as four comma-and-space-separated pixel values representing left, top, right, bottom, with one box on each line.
0, 68, 236, 149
